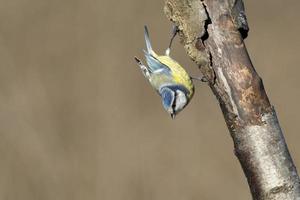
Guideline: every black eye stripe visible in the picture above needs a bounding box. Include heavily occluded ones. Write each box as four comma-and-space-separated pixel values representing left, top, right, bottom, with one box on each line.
172, 92, 177, 110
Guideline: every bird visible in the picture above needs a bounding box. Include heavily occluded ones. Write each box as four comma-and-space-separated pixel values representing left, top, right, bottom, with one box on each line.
134, 25, 195, 119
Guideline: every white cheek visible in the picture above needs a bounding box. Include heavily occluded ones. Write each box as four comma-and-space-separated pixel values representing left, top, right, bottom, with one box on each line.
175, 90, 187, 111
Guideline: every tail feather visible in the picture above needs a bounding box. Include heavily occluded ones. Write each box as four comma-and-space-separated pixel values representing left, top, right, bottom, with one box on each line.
144, 26, 152, 53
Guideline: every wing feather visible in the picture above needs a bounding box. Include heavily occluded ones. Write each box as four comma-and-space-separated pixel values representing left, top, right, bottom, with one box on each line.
143, 50, 170, 74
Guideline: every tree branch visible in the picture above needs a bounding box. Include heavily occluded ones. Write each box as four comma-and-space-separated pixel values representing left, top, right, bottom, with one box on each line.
164, 0, 300, 199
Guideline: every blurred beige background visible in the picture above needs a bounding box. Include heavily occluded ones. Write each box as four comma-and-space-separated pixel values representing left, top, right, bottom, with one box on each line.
0, 0, 299, 199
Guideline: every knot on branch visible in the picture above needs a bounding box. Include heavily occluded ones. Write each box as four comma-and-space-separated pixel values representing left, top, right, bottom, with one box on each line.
231, 0, 249, 38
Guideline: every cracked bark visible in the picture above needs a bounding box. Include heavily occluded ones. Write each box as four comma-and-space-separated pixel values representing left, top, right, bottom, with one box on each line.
164, 0, 300, 199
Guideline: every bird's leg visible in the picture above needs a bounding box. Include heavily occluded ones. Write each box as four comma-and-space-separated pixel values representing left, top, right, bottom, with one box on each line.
165, 25, 179, 56
134, 57, 151, 79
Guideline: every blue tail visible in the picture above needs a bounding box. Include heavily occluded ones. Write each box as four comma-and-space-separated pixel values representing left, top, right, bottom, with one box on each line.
144, 26, 152, 53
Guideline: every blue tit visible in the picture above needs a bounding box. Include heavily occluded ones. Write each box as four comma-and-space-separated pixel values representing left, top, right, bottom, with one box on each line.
134, 25, 195, 119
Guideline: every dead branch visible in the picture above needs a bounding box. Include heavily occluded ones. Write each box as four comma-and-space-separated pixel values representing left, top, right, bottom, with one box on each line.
164, 0, 300, 199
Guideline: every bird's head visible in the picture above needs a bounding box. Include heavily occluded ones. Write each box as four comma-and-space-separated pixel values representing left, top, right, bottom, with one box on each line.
159, 86, 190, 119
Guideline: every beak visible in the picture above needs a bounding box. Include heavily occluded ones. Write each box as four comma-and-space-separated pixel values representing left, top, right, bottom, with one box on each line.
170, 113, 176, 119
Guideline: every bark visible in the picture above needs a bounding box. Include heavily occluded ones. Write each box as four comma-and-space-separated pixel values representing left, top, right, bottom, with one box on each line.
164, 0, 300, 199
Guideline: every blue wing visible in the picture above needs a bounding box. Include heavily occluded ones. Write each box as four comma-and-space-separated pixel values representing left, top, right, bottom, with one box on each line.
143, 50, 171, 74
